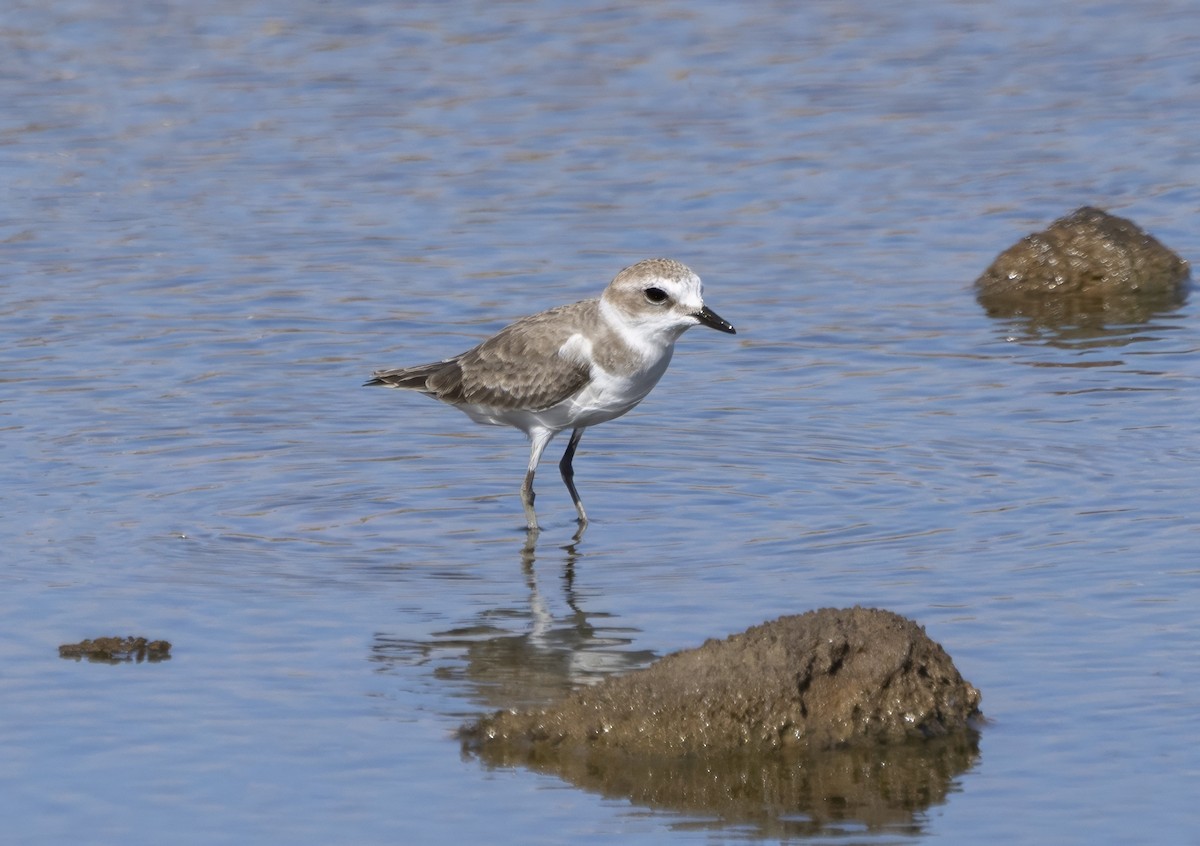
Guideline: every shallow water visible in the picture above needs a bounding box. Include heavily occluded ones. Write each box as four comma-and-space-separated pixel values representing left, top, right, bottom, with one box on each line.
3, 0, 1200, 843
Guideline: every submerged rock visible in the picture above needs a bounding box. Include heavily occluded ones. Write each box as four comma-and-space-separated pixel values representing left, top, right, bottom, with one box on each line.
58, 636, 172, 663
975, 206, 1189, 323
463, 607, 980, 757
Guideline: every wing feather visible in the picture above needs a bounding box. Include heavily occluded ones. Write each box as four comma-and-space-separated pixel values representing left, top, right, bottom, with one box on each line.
366, 299, 597, 412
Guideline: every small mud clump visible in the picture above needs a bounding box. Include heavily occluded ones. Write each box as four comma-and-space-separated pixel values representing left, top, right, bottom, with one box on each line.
59, 636, 172, 663
975, 206, 1189, 323
463, 607, 980, 757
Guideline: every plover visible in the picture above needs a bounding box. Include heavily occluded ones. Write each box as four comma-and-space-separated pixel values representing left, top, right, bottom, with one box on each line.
365, 258, 735, 531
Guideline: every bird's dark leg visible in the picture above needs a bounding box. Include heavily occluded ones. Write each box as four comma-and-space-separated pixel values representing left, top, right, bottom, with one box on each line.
559, 427, 587, 526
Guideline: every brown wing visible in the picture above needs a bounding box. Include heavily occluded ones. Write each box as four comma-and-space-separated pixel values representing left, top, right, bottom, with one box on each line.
367, 300, 595, 412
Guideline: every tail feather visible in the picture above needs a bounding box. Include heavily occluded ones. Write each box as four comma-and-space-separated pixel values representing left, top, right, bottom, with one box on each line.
363, 360, 451, 391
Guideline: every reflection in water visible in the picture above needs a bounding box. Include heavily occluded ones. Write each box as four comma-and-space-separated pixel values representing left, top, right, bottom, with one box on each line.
982, 298, 1190, 348
469, 732, 980, 839
989, 313, 1191, 358
370, 532, 656, 712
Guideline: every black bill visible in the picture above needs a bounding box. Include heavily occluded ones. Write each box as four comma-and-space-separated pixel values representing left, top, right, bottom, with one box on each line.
694, 305, 736, 334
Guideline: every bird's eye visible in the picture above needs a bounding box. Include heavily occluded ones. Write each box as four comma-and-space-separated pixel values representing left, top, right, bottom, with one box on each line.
644, 287, 669, 304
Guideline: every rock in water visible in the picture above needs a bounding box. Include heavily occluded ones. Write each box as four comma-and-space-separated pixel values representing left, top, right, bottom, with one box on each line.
463, 607, 980, 757
975, 206, 1189, 323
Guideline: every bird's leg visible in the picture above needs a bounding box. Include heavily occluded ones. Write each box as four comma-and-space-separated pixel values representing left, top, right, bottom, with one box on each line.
520, 468, 538, 533
559, 427, 588, 526
522, 429, 556, 532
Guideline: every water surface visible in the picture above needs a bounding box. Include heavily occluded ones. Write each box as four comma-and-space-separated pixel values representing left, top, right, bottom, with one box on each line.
3, 1, 1199, 843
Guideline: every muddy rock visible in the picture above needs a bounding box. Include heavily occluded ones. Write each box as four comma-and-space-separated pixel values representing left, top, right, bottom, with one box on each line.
463, 607, 980, 757
975, 206, 1189, 323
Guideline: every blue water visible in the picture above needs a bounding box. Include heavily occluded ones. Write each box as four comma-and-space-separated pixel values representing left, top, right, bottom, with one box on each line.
3, 1, 1199, 843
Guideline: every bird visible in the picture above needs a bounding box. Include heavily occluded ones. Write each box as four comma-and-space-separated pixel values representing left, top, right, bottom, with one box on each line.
365, 258, 735, 531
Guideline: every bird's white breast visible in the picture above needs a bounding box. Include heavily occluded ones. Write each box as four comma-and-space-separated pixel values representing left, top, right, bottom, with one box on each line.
531, 330, 674, 431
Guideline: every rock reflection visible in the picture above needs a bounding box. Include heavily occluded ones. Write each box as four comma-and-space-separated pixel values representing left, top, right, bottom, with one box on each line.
988, 312, 1189, 354
982, 295, 1187, 337
469, 733, 979, 838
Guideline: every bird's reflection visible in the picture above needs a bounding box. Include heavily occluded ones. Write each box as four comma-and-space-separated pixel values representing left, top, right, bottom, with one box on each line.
372, 528, 655, 712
